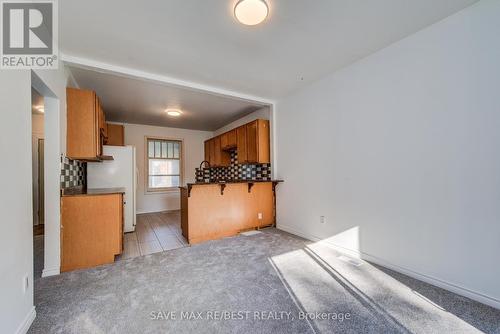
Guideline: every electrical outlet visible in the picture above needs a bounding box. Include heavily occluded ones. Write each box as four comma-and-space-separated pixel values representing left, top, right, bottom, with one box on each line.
23, 275, 29, 293
258, 212, 263, 220
320, 216, 326, 224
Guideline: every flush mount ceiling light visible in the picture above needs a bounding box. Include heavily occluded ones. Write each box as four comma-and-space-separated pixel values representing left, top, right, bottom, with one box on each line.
234, 0, 268, 26
166, 109, 182, 117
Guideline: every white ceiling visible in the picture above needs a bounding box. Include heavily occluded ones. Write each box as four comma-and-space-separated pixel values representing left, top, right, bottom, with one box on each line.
69, 66, 267, 131
60, 0, 478, 100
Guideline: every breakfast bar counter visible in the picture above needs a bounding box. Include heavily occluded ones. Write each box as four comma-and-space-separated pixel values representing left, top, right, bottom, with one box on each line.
179, 180, 282, 244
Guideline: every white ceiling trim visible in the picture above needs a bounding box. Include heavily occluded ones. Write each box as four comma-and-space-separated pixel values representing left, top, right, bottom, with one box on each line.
61, 53, 276, 106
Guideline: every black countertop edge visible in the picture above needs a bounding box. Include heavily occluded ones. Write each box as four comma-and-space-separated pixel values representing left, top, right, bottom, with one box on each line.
61, 187, 126, 197
179, 180, 284, 189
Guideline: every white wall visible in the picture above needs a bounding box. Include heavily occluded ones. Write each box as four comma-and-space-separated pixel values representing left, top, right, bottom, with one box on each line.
275, 0, 500, 308
213, 107, 269, 136
0, 71, 35, 334
0, 61, 70, 333
31, 114, 44, 226
123, 123, 212, 213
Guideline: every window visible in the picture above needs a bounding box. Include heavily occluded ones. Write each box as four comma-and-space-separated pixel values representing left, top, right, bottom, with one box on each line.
146, 138, 182, 191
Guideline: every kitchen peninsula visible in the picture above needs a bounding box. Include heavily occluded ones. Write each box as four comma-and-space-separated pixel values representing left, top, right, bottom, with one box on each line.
180, 119, 282, 244
180, 180, 282, 244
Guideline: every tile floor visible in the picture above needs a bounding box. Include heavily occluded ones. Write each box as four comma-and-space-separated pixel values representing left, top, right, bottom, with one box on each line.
118, 211, 187, 260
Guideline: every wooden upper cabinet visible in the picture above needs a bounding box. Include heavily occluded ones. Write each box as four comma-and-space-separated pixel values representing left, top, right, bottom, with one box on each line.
97, 100, 105, 135
246, 121, 258, 163
213, 136, 222, 166
213, 136, 231, 167
220, 132, 228, 150
240, 120, 270, 164
204, 140, 210, 163
100, 104, 107, 139
67, 88, 101, 160
236, 125, 247, 163
208, 139, 216, 165
96, 101, 103, 157
220, 129, 237, 150
106, 123, 125, 146
203, 119, 270, 167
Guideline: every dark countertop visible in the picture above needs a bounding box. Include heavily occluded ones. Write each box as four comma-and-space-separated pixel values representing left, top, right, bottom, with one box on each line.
179, 180, 283, 189
61, 187, 126, 197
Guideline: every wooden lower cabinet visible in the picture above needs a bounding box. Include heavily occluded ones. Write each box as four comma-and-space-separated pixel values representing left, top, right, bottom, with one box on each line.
61, 193, 123, 272
180, 182, 274, 244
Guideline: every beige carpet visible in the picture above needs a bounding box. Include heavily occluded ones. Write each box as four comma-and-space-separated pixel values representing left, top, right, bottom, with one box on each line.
29, 229, 500, 333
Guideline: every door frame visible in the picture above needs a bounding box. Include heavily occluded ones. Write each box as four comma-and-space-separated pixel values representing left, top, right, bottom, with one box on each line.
38, 138, 45, 225
32, 132, 44, 226
31, 71, 62, 277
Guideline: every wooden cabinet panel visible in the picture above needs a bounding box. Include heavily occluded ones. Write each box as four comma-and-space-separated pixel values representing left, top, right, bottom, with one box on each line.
66, 87, 111, 160
184, 183, 274, 244
243, 120, 270, 164
98, 101, 105, 135
214, 136, 221, 166
102, 107, 108, 139
118, 196, 123, 253
106, 123, 125, 146
203, 120, 269, 167
208, 139, 216, 165
236, 125, 247, 163
66, 88, 98, 160
204, 140, 210, 163
204, 137, 230, 167
221, 129, 237, 150
99, 104, 107, 139
96, 97, 106, 157
220, 132, 228, 150
256, 119, 270, 164
214, 136, 231, 167
246, 120, 258, 163
61, 193, 123, 272
180, 188, 189, 240
227, 129, 237, 148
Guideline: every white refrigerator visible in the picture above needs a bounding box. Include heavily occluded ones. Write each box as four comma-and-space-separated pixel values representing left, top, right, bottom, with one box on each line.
87, 145, 137, 232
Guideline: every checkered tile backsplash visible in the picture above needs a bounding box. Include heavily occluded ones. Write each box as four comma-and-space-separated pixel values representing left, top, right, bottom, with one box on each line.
60, 156, 86, 189
197, 150, 271, 182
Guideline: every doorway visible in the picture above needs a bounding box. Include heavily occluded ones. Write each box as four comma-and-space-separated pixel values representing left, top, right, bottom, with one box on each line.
32, 87, 45, 279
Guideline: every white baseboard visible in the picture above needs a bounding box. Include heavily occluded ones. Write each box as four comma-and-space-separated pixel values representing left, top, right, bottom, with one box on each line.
42, 266, 60, 277
15, 306, 36, 334
277, 224, 500, 310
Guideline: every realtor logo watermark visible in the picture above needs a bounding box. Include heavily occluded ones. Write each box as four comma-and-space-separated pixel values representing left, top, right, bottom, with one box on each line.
1, 0, 58, 69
